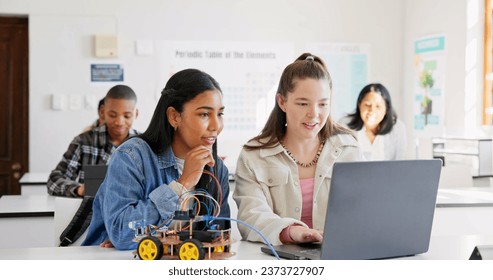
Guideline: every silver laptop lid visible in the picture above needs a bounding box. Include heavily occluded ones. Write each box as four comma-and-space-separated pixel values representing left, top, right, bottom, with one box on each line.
320, 159, 441, 259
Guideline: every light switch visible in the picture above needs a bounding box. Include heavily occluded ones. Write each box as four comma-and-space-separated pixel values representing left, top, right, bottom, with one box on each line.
51, 94, 66, 111
69, 94, 83, 110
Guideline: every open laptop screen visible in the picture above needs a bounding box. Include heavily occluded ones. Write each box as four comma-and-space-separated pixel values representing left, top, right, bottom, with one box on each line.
261, 159, 442, 260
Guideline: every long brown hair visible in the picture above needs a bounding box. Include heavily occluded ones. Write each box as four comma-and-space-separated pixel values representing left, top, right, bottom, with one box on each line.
245, 53, 351, 150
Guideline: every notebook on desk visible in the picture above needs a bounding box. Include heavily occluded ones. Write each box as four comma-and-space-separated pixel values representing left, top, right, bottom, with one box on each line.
261, 159, 442, 260
82, 165, 107, 197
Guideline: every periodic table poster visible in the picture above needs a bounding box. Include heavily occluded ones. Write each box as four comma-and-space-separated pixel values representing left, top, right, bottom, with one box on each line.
156, 41, 294, 168
306, 43, 369, 121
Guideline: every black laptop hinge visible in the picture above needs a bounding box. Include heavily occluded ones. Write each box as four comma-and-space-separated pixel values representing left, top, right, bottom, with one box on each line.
59, 196, 94, 247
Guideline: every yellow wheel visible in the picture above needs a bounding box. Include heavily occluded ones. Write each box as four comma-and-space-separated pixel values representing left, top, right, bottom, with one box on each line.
213, 245, 225, 253
137, 236, 163, 260
179, 239, 205, 260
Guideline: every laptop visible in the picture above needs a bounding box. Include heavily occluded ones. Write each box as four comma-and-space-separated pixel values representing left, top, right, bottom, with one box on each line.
82, 165, 108, 197
261, 159, 442, 260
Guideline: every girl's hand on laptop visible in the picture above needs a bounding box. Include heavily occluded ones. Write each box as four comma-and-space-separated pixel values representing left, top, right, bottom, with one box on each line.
290, 226, 323, 244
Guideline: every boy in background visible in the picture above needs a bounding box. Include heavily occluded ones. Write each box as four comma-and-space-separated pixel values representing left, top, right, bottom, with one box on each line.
47, 85, 139, 197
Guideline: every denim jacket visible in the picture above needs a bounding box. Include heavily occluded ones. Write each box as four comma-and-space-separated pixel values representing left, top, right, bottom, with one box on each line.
82, 137, 230, 250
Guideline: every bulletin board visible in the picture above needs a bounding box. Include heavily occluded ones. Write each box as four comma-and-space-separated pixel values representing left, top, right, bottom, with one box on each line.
413, 34, 446, 133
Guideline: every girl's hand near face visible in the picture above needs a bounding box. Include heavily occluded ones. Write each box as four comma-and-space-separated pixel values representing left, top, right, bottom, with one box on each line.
177, 145, 215, 189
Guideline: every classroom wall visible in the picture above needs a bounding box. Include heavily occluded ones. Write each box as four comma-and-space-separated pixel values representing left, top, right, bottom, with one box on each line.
4, 0, 487, 170
1, 0, 406, 172
403, 0, 488, 158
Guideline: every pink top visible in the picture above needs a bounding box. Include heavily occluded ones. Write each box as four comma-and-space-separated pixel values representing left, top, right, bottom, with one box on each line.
279, 177, 316, 243
300, 177, 314, 228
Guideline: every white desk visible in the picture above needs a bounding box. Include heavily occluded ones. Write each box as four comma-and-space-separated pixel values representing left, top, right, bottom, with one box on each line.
403, 235, 493, 260
0, 235, 491, 260
0, 194, 54, 217
19, 172, 49, 185
0, 240, 273, 260
432, 206, 493, 236
0, 195, 55, 248
19, 172, 49, 195
0, 194, 235, 249
406, 184, 493, 236
436, 186, 493, 207
2, 181, 493, 252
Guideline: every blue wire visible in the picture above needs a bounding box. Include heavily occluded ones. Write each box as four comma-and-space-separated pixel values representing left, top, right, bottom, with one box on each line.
199, 202, 212, 230
207, 216, 281, 260
200, 201, 211, 216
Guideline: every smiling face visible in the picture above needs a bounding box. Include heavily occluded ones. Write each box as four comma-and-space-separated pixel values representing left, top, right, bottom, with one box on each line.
277, 78, 331, 141
169, 90, 224, 158
358, 91, 387, 132
103, 97, 138, 146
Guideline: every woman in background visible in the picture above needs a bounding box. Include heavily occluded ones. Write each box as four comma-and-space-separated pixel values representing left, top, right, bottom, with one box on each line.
234, 53, 365, 246
345, 83, 407, 160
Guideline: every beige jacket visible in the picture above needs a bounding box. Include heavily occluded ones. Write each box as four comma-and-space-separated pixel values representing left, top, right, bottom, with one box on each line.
233, 133, 365, 245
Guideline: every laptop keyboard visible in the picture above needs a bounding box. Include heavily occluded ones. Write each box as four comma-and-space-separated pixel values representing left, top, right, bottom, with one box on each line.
299, 248, 321, 256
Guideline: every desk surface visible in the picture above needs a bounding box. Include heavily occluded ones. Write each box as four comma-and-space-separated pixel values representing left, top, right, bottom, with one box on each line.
436, 186, 493, 207
1, 184, 492, 252
0, 235, 492, 260
404, 234, 493, 260
19, 172, 49, 185
0, 240, 273, 260
0, 195, 54, 217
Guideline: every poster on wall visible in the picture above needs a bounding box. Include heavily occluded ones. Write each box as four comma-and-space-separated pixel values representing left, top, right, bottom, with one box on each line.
90, 63, 124, 83
155, 41, 294, 165
413, 35, 446, 132
305, 43, 369, 121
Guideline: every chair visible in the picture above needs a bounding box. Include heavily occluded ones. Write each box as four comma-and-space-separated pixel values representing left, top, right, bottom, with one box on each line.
54, 197, 86, 246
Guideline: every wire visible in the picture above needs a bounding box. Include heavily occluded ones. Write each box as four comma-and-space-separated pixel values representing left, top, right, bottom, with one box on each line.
177, 171, 280, 259
178, 169, 222, 207
202, 169, 223, 206
181, 194, 201, 215
180, 191, 221, 217
156, 215, 175, 229
206, 216, 281, 260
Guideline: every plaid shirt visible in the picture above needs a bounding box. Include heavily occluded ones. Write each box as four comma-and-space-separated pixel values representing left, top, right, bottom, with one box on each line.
47, 124, 139, 197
